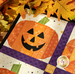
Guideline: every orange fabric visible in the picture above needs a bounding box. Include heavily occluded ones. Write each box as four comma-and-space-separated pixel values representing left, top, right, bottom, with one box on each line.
42, 31, 58, 59
67, 45, 74, 53
62, 46, 71, 59
8, 21, 25, 47
32, 26, 54, 59
12, 20, 35, 52
0, 68, 16, 74
65, 61, 75, 74
67, 39, 75, 48
62, 39, 75, 74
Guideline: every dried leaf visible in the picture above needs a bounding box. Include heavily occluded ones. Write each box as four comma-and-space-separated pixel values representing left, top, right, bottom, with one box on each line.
0, 20, 10, 32
33, 0, 50, 8
1, 0, 75, 22
28, 2, 35, 15
0, 12, 10, 32
0, 12, 4, 19
34, 0, 75, 21
0, 0, 7, 6
34, 0, 54, 17
52, 0, 75, 21
11, 5, 26, 19
3, 0, 30, 20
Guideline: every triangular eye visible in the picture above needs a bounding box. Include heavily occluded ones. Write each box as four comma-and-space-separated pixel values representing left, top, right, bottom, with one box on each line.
38, 32, 44, 39
27, 28, 34, 34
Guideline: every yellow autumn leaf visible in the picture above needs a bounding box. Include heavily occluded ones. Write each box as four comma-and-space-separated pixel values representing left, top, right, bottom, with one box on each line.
5, 8, 17, 20
0, 20, 10, 32
34, 0, 75, 21
0, 12, 4, 19
28, 2, 35, 15
33, 0, 50, 8
11, 5, 26, 19
34, 0, 54, 17
3, 0, 30, 20
19, 0, 31, 4
16, 5, 26, 19
8, 0, 19, 6
0, 20, 9, 29
0, 0, 4, 5
51, 0, 75, 21
0, 12, 10, 32
2, 0, 75, 21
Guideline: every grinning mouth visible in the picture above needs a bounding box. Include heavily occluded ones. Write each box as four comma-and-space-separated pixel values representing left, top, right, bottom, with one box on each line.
21, 35, 45, 51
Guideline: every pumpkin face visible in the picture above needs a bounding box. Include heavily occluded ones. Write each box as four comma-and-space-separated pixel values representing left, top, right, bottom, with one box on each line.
8, 20, 58, 59
22, 28, 45, 51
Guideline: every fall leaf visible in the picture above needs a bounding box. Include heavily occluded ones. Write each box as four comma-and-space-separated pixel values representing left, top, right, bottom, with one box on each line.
1, 0, 75, 23
3, 5, 17, 21
0, 11, 4, 19
17, 5, 27, 19
0, 0, 4, 5
33, 0, 50, 8
3, 0, 30, 20
52, 0, 75, 21
67, 0, 75, 5
0, 12, 10, 32
19, 0, 31, 4
10, 0, 31, 19
28, 0, 51, 15
34, 0, 75, 21
28, 2, 35, 15
0, 0, 7, 6
10, 5, 26, 19
0, 20, 10, 32
34, 0, 54, 17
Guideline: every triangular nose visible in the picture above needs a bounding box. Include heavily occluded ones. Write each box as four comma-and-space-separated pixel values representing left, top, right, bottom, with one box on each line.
30, 37, 35, 43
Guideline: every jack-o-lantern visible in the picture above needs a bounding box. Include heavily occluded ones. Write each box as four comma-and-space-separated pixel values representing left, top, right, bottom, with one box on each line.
0, 68, 16, 74
8, 20, 58, 59
62, 39, 75, 74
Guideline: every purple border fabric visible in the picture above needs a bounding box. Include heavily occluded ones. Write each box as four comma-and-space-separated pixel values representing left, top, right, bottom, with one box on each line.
43, 72, 50, 74
49, 22, 75, 66
53, 67, 71, 74
0, 46, 47, 70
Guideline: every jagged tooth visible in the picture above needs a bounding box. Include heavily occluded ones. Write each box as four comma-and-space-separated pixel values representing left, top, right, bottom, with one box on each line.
30, 49, 33, 51
24, 41, 26, 43
36, 45, 38, 48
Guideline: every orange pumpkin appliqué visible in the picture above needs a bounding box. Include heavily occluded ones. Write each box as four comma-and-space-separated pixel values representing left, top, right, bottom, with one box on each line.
62, 39, 75, 74
0, 68, 16, 74
8, 20, 58, 59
